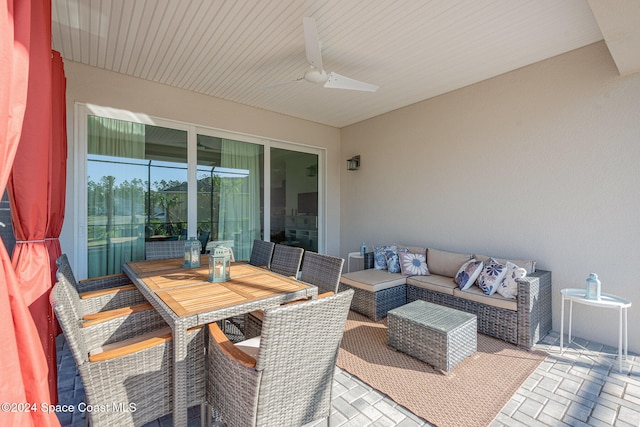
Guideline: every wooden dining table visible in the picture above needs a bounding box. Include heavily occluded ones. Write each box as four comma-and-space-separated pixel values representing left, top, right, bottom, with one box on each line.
122, 256, 318, 427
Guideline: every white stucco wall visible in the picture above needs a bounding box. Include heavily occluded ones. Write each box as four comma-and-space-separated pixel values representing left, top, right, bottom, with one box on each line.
340, 41, 640, 352
60, 62, 341, 271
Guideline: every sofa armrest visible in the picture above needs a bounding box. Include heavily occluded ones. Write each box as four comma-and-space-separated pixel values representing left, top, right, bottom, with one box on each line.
363, 252, 375, 269
516, 269, 552, 348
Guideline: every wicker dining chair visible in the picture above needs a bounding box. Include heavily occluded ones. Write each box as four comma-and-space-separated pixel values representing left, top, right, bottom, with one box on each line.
52, 272, 206, 426
207, 289, 354, 427
269, 244, 304, 277
56, 254, 145, 313
299, 251, 345, 295
247, 239, 275, 267
244, 252, 345, 339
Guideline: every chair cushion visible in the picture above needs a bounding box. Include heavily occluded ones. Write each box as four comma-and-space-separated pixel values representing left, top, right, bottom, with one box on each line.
235, 336, 261, 359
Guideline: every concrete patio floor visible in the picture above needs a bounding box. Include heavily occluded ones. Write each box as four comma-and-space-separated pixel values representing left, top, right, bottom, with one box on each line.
56, 330, 639, 426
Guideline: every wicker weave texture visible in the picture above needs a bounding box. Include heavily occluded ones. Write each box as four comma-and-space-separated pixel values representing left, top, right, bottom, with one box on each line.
248, 239, 275, 267
208, 289, 354, 427
338, 283, 407, 320
299, 251, 344, 294
56, 254, 144, 313
51, 281, 206, 426
407, 269, 552, 348
270, 244, 304, 277
388, 300, 477, 371
145, 240, 185, 260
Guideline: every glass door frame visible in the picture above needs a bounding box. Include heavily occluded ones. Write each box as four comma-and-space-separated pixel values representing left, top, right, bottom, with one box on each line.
73, 103, 326, 278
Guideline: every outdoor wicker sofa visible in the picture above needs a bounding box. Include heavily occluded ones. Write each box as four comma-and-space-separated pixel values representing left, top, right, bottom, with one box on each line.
339, 246, 552, 349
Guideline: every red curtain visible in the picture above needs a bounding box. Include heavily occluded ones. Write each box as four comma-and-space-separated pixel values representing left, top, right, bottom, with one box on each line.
0, 0, 61, 425
46, 51, 67, 338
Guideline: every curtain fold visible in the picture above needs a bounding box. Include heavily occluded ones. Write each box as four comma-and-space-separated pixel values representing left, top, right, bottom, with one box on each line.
218, 139, 261, 260
46, 51, 67, 338
0, 0, 61, 425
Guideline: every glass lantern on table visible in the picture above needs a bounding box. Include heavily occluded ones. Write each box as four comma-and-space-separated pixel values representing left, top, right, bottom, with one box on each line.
209, 245, 231, 282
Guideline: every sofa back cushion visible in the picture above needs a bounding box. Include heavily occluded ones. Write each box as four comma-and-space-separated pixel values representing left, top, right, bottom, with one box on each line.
474, 254, 536, 274
427, 248, 472, 278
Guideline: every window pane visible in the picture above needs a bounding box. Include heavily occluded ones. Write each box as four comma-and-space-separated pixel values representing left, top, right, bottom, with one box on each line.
0, 190, 15, 257
87, 116, 187, 277
197, 135, 264, 260
271, 148, 318, 252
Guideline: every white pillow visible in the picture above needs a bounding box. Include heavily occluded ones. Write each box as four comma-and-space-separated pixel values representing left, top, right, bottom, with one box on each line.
454, 259, 484, 291
497, 262, 527, 299
476, 257, 508, 295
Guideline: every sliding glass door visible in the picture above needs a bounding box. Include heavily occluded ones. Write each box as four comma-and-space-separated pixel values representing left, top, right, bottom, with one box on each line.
86, 116, 187, 276
196, 134, 264, 261
80, 104, 323, 278
270, 147, 319, 252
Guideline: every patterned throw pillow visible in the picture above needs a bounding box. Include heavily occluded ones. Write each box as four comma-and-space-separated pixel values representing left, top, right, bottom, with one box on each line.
399, 252, 430, 276
497, 261, 527, 299
476, 257, 508, 295
454, 259, 483, 290
373, 245, 396, 270
386, 248, 407, 273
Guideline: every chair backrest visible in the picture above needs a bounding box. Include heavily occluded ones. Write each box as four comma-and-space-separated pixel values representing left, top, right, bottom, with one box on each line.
255, 289, 354, 425
55, 254, 86, 319
248, 239, 275, 267
145, 240, 185, 260
269, 244, 303, 277
51, 280, 89, 365
299, 252, 345, 294
197, 231, 210, 253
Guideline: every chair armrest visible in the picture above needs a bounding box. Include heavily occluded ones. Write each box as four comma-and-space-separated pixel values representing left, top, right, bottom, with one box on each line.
79, 284, 137, 299
208, 323, 256, 368
89, 330, 172, 362
82, 302, 153, 326
88, 325, 202, 362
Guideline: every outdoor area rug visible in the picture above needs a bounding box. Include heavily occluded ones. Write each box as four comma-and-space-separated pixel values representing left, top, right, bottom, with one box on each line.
337, 310, 548, 427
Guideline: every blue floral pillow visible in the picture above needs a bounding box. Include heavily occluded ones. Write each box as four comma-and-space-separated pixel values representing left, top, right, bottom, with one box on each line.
399, 252, 430, 276
386, 248, 407, 273
454, 259, 483, 290
476, 257, 508, 295
374, 245, 396, 270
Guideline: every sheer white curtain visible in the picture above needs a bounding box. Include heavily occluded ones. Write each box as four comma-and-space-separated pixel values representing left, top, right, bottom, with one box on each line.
218, 139, 262, 260
87, 116, 146, 276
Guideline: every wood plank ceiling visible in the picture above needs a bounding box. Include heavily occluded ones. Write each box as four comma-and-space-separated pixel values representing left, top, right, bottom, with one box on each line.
52, 0, 616, 128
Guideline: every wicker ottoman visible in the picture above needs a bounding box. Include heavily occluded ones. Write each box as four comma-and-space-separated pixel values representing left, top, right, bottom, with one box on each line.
387, 300, 477, 371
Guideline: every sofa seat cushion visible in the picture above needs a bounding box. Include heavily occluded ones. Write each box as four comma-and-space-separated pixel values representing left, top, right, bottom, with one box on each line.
453, 286, 517, 311
340, 269, 406, 292
405, 274, 458, 296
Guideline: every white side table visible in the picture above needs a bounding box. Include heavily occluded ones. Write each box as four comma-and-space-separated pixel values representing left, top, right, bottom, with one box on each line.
347, 252, 364, 273
560, 288, 631, 372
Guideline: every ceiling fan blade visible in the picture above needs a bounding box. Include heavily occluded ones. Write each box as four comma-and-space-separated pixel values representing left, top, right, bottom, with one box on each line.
324, 72, 379, 92
303, 17, 323, 71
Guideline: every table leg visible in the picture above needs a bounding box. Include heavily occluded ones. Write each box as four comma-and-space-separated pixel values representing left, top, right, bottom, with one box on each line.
173, 323, 188, 427
624, 307, 628, 360
560, 294, 565, 353
568, 300, 573, 344
619, 307, 623, 372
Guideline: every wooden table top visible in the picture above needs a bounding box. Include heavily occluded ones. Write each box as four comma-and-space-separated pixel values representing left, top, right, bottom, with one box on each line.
126, 259, 313, 317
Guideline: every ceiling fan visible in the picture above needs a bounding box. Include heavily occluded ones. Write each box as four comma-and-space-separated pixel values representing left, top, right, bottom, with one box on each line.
267, 17, 379, 92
